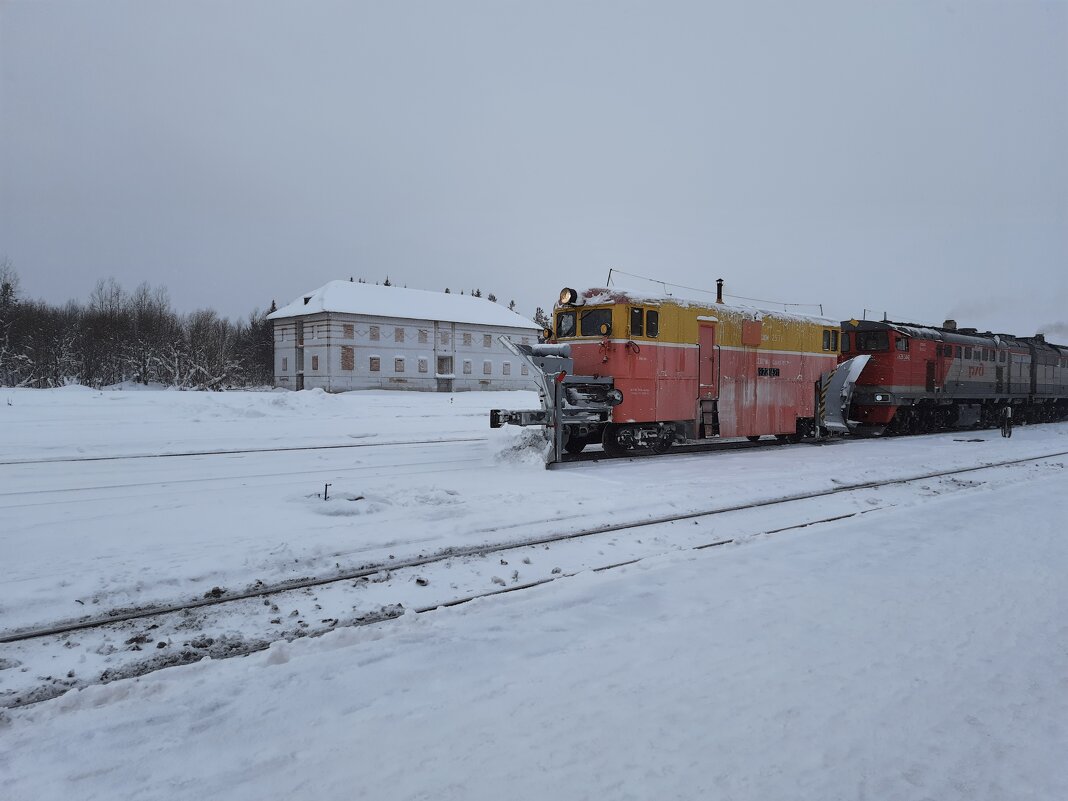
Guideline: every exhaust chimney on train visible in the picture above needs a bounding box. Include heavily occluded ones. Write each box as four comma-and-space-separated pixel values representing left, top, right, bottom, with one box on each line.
716, 278, 724, 304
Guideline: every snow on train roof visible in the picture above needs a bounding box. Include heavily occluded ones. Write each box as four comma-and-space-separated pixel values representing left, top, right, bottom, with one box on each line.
269, 281, 539, 330
877, 320, 1063, 349
579, 286, 839, 326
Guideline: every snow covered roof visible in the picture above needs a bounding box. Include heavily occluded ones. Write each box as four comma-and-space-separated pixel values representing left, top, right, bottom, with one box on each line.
269, 281, 539, 330
580, 286, 839, 327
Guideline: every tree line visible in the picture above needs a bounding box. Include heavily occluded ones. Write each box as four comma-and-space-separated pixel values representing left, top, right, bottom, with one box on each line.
0, 263, 273, 389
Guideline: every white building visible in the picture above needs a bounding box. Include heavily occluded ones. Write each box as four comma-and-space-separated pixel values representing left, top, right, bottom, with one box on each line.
268, 281, 541, 392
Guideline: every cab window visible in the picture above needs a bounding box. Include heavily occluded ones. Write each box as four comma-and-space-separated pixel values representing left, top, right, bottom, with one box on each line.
895, 337, 909, 352
646, 310, 659, 338
579, 308, 612, 337
831, 330, 839, 350
822, 330, 831, 350
556, 311, 576, 338
841, 332, 851, 353
629, 307, 644, 337
855, 331, 889, 351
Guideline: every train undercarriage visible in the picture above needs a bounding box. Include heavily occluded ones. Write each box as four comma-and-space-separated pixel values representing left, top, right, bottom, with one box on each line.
852, 397, 1068, 437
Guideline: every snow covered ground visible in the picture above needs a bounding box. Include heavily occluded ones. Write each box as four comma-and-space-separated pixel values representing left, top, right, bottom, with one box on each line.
2, 387, 1067, 800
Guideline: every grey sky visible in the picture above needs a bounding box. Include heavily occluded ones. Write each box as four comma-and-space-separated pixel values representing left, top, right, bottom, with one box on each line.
2, 1, 1065, 335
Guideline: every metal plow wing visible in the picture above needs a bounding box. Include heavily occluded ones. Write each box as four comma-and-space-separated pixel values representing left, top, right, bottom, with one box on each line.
490, 337, 614, 467
820, 355, 871, 434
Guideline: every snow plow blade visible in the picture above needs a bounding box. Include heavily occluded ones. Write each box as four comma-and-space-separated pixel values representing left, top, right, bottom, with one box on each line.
490, 337, 615, 466
820, 355, 870, 434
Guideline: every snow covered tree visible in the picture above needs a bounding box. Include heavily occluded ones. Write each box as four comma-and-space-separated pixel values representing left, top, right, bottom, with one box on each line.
533, 307, 551, 328
487, 293, 497, 303
0, 259, 21, 385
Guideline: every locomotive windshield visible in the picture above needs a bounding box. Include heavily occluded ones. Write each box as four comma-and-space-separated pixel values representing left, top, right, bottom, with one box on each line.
855, 331, 889, 352
579, 308, 613, 337
555, 307, 613, 338
556, 311, 576, 338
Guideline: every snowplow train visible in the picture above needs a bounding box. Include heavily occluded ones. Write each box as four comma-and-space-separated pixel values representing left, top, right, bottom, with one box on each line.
491, 283, 1068, 466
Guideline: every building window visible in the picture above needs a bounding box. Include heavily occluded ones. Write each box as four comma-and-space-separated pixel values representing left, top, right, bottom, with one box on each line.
463, 332, 473, 346
483, 360, 492, 375
341, 346, 354, 371
278, 329, 285, 342
370, 357, 380, 372
437, 356, 453, 375
418, 358, 428, 373
281, 357, 288, 372
395, 357, 405, 373
441, 332, 450, 345
483, 334, 492, 348
311, 355, 319, 371
418, 329, 428, 344
395, 327, 405, 343
343, 324, 354, 339
503, 362, 511, 376
463, 360, 472, 375
370, 325, 380, 341
522, 337, 530, 345
521, 364, 529, 375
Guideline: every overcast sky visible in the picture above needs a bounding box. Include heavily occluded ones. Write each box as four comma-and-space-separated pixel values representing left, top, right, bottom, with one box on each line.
2, 1, 1065, 335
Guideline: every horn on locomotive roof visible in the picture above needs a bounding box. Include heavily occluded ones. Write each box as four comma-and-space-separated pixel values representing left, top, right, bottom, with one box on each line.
716, 278, 724, 304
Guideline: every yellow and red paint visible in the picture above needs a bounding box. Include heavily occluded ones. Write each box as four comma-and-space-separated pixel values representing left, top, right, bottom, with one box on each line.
554, 289, 838, 438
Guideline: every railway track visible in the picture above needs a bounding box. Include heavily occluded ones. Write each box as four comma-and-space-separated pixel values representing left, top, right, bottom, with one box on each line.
556, 435, 795, 465
6, 447, 1066, 646
0, 436, 488, 467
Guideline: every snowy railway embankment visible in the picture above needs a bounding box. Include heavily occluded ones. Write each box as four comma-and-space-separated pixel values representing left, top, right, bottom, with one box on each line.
2, 387, 1067, 800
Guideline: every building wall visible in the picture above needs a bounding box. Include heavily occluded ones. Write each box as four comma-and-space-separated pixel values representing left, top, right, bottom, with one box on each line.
273, 312, 538, 392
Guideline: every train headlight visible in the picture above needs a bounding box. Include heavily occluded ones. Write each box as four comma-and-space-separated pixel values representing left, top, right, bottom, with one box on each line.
875, 394, 885, 401
559, 287, 582, 306
606, 389, 624, 406
599, 322, 612, 336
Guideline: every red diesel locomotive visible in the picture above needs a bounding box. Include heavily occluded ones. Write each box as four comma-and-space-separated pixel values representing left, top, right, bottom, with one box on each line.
841, 318, 1068, 434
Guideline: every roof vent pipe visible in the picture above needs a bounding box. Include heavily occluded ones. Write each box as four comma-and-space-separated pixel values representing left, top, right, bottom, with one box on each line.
716, 278, 724, 304
943, 319, 957, 330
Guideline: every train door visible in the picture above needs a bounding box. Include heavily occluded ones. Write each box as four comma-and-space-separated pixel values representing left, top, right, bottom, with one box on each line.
698, 324, 718, 438
698, 324, 717, 397
925, 360, 935, 393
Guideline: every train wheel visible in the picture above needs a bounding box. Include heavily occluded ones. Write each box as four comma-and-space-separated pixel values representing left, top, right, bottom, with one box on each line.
601, 424, 634, 458
746, 435, 761, 442
650, 428, 675, 454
